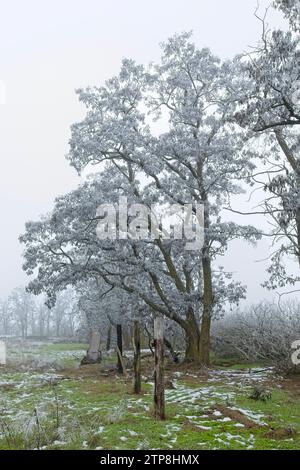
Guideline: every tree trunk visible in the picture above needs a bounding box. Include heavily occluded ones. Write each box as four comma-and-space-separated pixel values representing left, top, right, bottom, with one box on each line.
154, 316, 165, 420
116, 324, 123, 374
275, 130, 300, 268
199, 255, 213, 366
185, 331, 201, 362
106, 324, 112, 351
164, 337, 179, 363
133, 320, 141, 394
184, 307, 201, 362
46, 312, 50, 338
296, 206, 300, 268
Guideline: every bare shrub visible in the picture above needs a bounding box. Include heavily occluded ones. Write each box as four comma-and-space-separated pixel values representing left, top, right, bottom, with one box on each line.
249, 386, 272, 402
212, 300, 300, 374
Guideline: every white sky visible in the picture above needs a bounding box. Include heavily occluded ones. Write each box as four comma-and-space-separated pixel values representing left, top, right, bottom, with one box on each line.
0, 0, 296, 304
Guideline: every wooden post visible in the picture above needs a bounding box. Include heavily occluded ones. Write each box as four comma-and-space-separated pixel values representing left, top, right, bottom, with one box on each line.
116, 324, 123, 374
116, 346, 128, 379
154, 316, 165, 420
133, 321, 141, 394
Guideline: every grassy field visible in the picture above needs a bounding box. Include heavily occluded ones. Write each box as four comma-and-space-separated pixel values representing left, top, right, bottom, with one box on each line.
0, 342, 299, 450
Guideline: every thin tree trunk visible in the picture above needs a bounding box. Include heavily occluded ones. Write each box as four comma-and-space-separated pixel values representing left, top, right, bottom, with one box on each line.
296, 205, 300, 268
116, 324, 123, 374
144, 323, 154, 356
133, 320, 141, 394
116, 346, 127, 377
106, 324, 112, 351
46, 312, 50, 338
154, 316, 165, 420
164, 337, 179, 363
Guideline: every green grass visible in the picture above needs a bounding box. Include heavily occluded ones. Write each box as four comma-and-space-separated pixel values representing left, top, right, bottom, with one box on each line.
211, 353, 265, 370
39, 343, 88, 352
0, 343, 300, 450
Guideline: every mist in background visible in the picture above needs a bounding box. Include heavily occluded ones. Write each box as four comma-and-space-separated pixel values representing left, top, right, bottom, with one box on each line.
0, 0, 292, 304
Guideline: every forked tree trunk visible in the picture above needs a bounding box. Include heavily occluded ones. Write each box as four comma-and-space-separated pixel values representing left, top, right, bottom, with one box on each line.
133, 320, 141, 394
154, 316, 165, 420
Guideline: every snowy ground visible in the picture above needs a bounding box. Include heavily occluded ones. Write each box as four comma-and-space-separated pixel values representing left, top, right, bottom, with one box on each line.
0, 341, 299, 450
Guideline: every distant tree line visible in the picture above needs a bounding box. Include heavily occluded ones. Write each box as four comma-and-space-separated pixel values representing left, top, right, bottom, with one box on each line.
0, 287, 80, 339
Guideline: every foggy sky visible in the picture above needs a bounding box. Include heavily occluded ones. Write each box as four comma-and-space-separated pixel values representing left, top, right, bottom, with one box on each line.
0, 0, 294, 304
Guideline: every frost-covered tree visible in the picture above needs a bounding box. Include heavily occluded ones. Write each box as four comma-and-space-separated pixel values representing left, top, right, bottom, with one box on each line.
8, 287, 36, 338
21, 34, 260, 364
229, 17, 300, 291
0, 288, 81, 338
76, 279, 139, 347
273, 0, 300, 32
0, 299, 11, 336
49, 288, 78, 337
234, 31, 300, 132
35, 300, 52, 337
